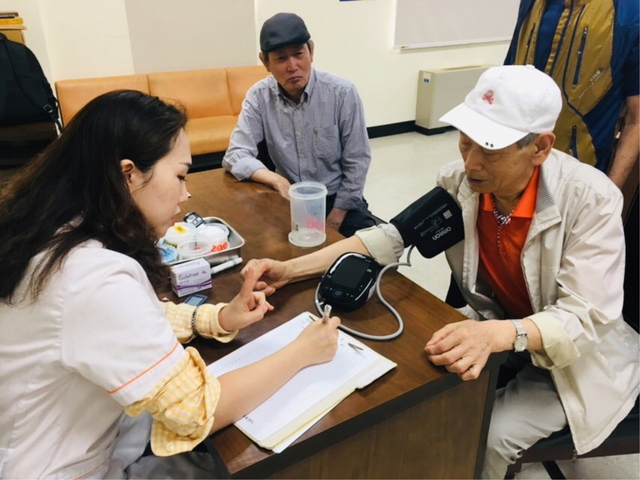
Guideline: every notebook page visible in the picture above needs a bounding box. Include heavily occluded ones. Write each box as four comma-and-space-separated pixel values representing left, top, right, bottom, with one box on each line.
207, 312, 391, 446
271, 398, 340, 453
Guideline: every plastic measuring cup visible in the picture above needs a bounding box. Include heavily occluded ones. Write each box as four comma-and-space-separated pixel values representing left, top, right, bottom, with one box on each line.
177, 240, 214, 260
288, 181, 327, 247
196, 225, 229, 252
162, 222, 196, 248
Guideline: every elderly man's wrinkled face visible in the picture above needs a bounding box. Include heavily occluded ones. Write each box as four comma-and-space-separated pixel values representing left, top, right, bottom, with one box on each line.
458, 132, 541, 200
261, 43, 314, 102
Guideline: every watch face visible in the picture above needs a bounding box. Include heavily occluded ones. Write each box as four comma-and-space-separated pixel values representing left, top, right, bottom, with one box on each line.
514, 335, 528, 352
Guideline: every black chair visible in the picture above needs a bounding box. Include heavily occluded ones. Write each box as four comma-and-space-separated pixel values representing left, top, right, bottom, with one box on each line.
0, 120, 58, 168
506, 188, 640, 479
505, 398, 639, 479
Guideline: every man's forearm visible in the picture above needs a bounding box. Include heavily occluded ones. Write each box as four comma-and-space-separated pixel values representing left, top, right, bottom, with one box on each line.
608, 123, 639, 189
286, 235, 370, 281
608, 96, 639, 189
250, 168, 277, 186
333, 176, 367, 211
250, 168, 291, 197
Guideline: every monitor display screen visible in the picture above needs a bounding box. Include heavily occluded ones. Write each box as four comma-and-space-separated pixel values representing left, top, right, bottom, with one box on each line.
333, 258, 369, 289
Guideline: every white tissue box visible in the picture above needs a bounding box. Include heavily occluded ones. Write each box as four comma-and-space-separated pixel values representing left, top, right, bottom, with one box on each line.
170, 258, 212, 297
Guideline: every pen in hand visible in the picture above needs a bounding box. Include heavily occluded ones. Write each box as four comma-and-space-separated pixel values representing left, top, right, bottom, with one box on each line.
322, 304, 332, 324
307, 305, 333, 324
310, 308, 363, 352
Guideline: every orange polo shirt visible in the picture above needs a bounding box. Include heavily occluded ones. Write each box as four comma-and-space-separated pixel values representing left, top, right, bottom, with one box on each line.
477, 167, 539, 319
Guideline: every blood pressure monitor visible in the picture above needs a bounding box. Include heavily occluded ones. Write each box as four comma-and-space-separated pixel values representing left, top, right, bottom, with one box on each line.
314, 188, 463, 341
318, 253, 380, 312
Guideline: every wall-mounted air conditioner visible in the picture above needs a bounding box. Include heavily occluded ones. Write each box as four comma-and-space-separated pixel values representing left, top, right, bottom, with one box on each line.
415, 65, 493, 132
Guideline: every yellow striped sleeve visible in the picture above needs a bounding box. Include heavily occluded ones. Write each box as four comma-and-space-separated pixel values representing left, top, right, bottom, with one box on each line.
161, 301, 238, 344
124, 347, 220, 456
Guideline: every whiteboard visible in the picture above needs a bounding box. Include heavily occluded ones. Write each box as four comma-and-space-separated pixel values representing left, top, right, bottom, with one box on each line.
394, 0, 520, 50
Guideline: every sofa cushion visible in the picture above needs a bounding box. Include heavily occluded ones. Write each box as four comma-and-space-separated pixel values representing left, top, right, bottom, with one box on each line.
55, 74, 150, 126
226, 66, 270, 115
185, 116, 238, 156
148, 69, 232, 120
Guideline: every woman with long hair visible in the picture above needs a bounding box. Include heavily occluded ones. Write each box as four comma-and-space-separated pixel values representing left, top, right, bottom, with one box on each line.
0, 90, 340, 478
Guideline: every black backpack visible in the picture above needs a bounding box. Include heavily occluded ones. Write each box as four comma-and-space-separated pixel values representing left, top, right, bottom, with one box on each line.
0, 32, 61, 129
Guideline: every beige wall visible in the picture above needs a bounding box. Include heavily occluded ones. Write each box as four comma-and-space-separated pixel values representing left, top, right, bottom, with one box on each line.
2, 0, 510, 127
0, 0, 134, 81
0, 0, 51, 80
256, 0, 509, 126
125, 0, 257, 73
42, 0, 134, 80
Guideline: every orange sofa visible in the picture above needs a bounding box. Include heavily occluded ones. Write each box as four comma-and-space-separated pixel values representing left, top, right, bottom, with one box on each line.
55, 66, 269, 169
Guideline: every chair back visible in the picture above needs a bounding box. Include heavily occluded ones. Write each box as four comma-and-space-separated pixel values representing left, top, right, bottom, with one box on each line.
623, 186, 638, 332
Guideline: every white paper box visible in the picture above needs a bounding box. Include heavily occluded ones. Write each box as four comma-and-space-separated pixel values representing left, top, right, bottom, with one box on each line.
170, 258, 211, 297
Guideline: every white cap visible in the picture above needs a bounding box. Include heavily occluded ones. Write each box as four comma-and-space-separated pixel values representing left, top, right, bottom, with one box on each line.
439, 65, 562, 150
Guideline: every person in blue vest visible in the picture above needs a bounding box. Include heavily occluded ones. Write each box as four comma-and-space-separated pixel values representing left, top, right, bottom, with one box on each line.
505, 0, 639, 189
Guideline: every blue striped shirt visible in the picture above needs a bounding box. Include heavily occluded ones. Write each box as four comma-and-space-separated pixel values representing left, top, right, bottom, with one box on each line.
222, 69, 370, 210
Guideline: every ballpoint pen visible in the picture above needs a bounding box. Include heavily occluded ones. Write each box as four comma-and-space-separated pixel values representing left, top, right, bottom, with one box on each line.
321, 304, 332, 324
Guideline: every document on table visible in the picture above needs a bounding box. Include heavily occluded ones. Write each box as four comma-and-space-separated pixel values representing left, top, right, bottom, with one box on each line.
207, 312, 397, 451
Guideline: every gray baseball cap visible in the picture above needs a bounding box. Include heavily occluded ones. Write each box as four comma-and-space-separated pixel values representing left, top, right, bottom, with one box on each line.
260, 13, 310, 53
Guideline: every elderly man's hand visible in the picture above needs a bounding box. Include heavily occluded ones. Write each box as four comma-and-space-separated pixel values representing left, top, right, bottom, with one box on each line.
424, 319, 514, 381
241, 258, 292, 296
250, 169, 291, 199
271, 174, 292, 199
326, 207, 347, 231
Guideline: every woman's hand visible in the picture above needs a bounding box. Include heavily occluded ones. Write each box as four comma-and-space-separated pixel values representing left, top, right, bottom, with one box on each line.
211, 314, 341, 432
292, 316, 341, 367
218, 266, 274, 331
241, 258, 292, 296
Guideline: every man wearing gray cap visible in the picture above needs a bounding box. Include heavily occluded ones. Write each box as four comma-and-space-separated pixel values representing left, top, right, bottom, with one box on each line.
241, 65, 638, 478
222, 12, 376, 238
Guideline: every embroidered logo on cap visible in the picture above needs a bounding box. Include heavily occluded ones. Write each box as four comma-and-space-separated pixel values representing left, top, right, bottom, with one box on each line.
482, 90, 494, 105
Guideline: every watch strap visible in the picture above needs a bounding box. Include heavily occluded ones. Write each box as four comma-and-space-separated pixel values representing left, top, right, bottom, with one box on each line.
510, 319, 528, 352
510, 319, 526, 336
191, 305, 202, 337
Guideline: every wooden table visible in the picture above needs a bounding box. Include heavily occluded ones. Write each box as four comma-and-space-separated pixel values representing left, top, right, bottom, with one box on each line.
168, 169, 501, 479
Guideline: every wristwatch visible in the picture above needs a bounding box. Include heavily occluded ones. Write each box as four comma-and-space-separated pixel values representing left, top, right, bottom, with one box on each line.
510, 319, 528, 352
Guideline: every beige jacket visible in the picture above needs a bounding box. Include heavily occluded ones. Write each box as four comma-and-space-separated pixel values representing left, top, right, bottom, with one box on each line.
357, 149, 639, 454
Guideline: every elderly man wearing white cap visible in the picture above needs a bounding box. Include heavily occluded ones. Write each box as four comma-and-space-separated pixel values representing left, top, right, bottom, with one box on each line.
242, 65, 639, 478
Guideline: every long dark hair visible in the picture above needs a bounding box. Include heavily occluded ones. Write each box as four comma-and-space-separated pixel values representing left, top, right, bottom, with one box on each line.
0, 90, 187, 302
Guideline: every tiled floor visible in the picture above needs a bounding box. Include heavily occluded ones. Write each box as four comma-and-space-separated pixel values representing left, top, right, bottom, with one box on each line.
365, 130, 460, 300
367, 131, 639, 480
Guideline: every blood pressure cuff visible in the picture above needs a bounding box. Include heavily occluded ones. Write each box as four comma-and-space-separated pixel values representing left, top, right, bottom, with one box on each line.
390, 186, 464, 258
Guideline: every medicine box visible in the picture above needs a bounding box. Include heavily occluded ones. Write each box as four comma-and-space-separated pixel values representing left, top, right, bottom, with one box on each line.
170, 258, 212, 297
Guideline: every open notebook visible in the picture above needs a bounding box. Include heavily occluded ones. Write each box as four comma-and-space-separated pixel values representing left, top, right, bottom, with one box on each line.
207, 312, 397, 451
